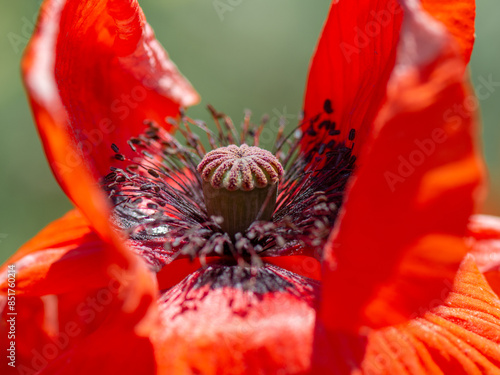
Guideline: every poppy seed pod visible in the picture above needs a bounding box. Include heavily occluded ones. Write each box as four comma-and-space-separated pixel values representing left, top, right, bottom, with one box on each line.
197, 144, 283, 238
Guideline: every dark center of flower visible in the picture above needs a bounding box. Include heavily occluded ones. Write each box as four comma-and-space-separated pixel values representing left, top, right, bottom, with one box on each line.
197, 144, 284, 239
103, 102, 356, 271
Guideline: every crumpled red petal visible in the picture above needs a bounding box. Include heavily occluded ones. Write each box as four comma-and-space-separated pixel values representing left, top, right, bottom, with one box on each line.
320, 0, 484, 331
467, 214, 500, 295
302, 0, 403, 155
313, 255, 500, 374
21, 0, 179, 314
302, 0, 476, 156
421, 0, 476, 63
23, 0, 199, 197
0, 210, 157, 374
151, 264, 319, 375
0, 210, 110, 296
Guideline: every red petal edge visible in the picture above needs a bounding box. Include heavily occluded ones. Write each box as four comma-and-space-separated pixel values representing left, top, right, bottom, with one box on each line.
152, 264, 318, 374
20, 0, 184, 325
320, 0, 484, 330
23, 0, 199, 197
301, 0, 403, 156
421, 0, 476, 64
0, 210, 157, 374
313, 255, 500, 374
467, 214, 500, 296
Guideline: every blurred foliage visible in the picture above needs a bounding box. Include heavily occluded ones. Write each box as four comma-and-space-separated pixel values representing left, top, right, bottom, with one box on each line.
0, 0, 499, 262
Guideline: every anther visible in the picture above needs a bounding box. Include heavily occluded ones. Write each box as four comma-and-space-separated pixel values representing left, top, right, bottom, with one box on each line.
197, 144, 283, 239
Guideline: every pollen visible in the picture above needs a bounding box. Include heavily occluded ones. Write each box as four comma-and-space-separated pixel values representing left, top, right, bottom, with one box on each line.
197, 144, 284, 191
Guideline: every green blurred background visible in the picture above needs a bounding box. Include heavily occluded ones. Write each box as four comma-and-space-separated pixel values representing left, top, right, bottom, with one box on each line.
0, 0, 499, 263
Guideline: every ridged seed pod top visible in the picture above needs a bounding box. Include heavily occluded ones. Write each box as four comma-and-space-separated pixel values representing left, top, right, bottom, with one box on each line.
197, 144, 284, 191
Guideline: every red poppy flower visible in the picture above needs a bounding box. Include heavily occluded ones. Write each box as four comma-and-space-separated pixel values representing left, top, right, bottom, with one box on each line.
2, 0, 499, 374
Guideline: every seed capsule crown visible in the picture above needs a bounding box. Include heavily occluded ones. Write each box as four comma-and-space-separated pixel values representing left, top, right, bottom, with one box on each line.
197, 144, 284, 191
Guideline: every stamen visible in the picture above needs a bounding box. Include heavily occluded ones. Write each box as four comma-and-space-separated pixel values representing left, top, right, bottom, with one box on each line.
102, 105, 356, 270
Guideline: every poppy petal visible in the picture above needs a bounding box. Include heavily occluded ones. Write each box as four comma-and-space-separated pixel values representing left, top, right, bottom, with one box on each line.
320, 0, 484, 330
301, 0, 404, 155
467, 215, 500, 295
23, 0, 198, 184
152, 263, 318, 374
0, 209, 156, 314
421, 0, 476, 63
313, 255, 500, 373
0, 210, 157, 373
0, 210, 112, 296
1, 285, 156, 374
16, 288, 156, 375
21, 1, 189, 294
263, 255, 322, 281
